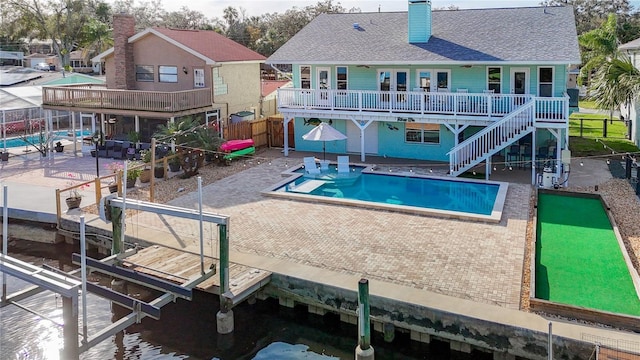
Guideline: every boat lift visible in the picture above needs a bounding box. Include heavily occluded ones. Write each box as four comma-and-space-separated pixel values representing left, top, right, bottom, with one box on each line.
0, 174, 240, 359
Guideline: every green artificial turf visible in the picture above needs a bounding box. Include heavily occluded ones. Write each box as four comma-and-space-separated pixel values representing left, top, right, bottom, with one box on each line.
536, 193, 640, 315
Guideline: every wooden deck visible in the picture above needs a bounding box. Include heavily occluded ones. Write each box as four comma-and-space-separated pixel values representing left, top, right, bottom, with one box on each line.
121, 246, 271, 300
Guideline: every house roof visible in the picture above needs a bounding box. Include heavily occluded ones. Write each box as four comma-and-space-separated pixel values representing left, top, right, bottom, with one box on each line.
266, 6, 580, 65
620, 37, 640, 51
262, 80, 291, 97
93, 28, 266, 64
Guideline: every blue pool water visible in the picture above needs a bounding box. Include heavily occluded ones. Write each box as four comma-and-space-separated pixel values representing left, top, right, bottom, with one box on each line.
1, 130, 90, 148
272, 165, 503, 218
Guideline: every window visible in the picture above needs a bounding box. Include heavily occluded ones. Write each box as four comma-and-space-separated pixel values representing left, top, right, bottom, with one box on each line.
194, 68, 205, 88
487, 67, 501, 94
336, 66, 348, 90
159, 65, 178, 83
300, 66, 311, 89
538, 67, 553, 97
436, 72, 448, 91
136, 65, 154, 82
405, 123, 440, 144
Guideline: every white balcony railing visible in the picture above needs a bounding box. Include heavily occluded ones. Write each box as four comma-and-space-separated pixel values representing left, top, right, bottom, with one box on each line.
278, 88, 568, 124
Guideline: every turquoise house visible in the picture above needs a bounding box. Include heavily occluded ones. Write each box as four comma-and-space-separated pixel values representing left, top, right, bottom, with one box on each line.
266, 1, 581, 182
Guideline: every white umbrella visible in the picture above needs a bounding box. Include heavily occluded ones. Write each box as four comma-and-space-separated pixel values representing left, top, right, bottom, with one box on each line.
302, 122, 347, 160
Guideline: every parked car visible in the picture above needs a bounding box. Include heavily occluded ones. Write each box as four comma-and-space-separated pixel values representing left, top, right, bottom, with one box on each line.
34, 62, 51, 71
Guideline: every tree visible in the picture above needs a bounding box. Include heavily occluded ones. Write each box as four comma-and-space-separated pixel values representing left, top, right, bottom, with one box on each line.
7, 0, 95, 69
589, 55, 640, 127
578, 13, 620, 85
78, 18, 112, 64
540, 0, 633, 34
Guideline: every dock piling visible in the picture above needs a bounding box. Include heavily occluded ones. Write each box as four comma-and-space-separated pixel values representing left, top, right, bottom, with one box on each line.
356, 278, 374, 360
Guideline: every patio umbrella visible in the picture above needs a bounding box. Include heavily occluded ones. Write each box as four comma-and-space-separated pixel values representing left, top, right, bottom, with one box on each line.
302, 122, 347, 160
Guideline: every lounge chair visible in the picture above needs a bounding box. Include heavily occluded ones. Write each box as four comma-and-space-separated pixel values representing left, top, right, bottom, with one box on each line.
303, 157, 321, 174
337, 155, 350, 173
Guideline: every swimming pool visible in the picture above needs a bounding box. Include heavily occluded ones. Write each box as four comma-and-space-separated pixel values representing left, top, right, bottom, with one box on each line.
263, 163, 508, 222
1, 130, 90, 148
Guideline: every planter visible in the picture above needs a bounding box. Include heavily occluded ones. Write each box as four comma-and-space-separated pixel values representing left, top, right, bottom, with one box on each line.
65, 197, 82, 209
55, 146, 64, 153
108, 184, 118, 193
169, 162, 181, 172
0, 152, 8, 161
126, 177, 136, 188
90, 150, 97, 158
139, 169, 151, 183
154, 166, 165, 178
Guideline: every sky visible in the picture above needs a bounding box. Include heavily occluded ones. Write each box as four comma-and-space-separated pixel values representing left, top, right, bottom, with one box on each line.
141, 0, 640, 18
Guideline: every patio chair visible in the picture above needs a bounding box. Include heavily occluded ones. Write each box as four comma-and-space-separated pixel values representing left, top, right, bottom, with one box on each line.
303, 157, 320, 174
337, 155, 350, 173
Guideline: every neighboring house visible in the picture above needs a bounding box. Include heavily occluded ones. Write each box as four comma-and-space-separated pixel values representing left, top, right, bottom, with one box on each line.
41, 13, 265, 143
68, 50, 94, 74
261, 79, 292, 117
618, 38, 640, 146
25, 53, 58, 70
266, 1, 580, 180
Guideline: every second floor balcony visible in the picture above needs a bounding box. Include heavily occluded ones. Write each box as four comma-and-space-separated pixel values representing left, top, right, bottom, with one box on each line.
278, 88, 569, 126
42, 85, 214, 117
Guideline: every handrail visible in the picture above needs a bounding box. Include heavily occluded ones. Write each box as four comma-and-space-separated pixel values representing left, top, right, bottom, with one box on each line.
448, 101, 535, 176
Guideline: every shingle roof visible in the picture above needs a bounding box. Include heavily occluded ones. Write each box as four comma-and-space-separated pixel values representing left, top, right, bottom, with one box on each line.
153, 28, 266, 63
267, 6, 580, 65
93, 28, 266, 64
620, 37, 640, 51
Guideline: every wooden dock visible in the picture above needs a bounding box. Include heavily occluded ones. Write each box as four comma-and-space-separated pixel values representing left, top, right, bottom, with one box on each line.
121, 245, 271, 302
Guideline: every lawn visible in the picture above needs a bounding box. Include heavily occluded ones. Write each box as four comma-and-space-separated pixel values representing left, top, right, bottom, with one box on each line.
568, 112, 639, 157
536, 193, 640, 316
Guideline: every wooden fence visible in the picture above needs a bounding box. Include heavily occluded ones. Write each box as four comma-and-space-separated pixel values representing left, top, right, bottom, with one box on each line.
221, 115, 294, 149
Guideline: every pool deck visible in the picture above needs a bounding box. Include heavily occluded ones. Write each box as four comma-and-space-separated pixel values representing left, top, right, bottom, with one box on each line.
2, 147, 639, 349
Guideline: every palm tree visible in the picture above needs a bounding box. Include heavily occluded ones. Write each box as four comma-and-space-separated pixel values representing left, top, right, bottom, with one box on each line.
579, 13, 620, 86
589, 54, 640, 131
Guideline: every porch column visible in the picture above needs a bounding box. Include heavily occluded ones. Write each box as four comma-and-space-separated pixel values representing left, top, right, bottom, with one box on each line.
2, 110, 5, 151
531, 130, 537, 185
100, 114, 106, 136
360, 128, 366, 162
283, 117, 290, 157
71, 112, 77, 156
135, 115, 139, 133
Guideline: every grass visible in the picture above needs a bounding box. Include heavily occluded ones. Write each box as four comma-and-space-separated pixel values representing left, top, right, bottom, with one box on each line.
578, 100, 599, 109
535, 193, 640, 315
568, 112, 639, 157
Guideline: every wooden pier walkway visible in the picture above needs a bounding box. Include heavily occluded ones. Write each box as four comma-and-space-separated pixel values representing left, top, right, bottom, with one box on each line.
121, 245, 271, 301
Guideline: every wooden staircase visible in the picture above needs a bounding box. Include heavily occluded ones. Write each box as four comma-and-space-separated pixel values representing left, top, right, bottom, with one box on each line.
448, 100, 535, 177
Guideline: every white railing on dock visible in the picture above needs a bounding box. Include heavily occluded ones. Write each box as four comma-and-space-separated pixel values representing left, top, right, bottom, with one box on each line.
278, 88, 568, 124
448, 101, 535, 176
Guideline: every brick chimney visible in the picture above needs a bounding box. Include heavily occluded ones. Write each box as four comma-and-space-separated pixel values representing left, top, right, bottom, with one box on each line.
113, 13, 136, 89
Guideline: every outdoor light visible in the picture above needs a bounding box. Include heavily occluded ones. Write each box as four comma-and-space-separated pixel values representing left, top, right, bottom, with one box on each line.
182, 66, 188, 74
580, 161, 584, 166
606, 159, 610, 165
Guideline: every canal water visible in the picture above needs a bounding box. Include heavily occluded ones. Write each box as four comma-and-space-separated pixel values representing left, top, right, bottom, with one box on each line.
1, 238, 490, 360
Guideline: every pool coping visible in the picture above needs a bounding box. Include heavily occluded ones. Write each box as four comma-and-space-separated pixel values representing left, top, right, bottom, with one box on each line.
530, 189, 640, 331
261, 161, 508, 223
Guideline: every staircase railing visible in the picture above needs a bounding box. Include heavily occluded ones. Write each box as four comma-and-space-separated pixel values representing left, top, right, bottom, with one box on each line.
448, 101, 535, 177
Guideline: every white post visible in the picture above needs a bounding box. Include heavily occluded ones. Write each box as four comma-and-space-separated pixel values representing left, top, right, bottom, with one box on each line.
2, 186, 8, 303
2, 110, 6, 151
284, 117, 289, 157
198, 176, 204, 275
71, 112, 77, 156
120, 161, 128, 254
80, 215, 88, 344
531, 130, 537, 185
548, 321, 553, 360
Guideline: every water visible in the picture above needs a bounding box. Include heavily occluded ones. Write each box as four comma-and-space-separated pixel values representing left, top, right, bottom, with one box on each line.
1, 237, 490, 360
1, 130, 91, 149
277, 166, 500, 215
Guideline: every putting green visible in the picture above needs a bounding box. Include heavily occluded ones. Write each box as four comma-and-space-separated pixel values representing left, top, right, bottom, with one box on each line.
536, 193, 640, 315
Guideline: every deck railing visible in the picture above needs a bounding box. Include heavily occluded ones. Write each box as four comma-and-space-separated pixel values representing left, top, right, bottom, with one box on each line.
278, 88, 568, 124
42, 86, 213, 113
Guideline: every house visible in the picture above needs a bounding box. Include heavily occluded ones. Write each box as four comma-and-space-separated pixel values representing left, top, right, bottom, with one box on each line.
40, 13, 266, 147
618, 38, 640, 146
266, 1, 580, 181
